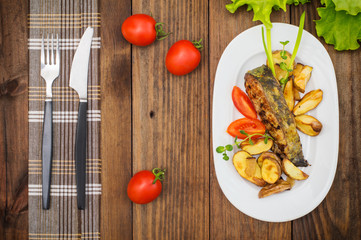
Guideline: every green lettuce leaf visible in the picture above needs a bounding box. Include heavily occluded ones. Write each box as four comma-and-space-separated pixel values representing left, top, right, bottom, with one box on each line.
226, 0, 309, 29
315, 0, 361, 50
332, 0, 361, 16
226, 0, 288, 29
287, 0, 309, 5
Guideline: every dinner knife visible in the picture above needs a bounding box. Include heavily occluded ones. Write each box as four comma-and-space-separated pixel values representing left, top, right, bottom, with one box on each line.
69, 27, 94, 210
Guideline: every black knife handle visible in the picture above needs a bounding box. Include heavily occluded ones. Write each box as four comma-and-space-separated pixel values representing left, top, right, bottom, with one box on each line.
75, 101, 87, 210
42, 100, 53, 210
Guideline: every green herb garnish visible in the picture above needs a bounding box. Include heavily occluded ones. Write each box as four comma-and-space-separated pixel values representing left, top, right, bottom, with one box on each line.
216, 130, 274, 161
279, 11, 306, 89
280, 40, 289, 59
289, 11, 305, 70
279, 62, 293, 72
262, 27, 276, 77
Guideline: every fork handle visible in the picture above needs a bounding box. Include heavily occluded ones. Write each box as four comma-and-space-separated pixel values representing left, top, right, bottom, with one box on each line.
42, 100, 53, 210
75, 101, 87, 210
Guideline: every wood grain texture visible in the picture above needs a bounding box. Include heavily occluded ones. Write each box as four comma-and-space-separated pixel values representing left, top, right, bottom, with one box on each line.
131, 0, 209, 239
0, 0, 360, 239
291, 2, 361, 240
100, 0, 133, 239
208, 2, 292, 240
0, 0, 28, 239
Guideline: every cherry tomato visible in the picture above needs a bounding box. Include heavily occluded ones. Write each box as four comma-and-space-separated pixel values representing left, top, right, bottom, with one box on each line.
165, 39, 202, 75
127, 168, 166, 204
227, 118, 265, 139
232, 86, 257, 119
121, 14, 170, 46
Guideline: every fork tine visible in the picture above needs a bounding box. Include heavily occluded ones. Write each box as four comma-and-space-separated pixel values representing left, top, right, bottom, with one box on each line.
56, 34, 60, 65
41, 34, 45, 65
46, 34, 50, 65
51, 34, 55, 65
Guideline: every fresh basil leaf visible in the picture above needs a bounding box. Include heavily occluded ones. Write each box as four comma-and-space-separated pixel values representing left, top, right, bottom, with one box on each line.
279, 62, 287, 70
280, 77, 288, 86
239, 130, 248, 136
216, 146, 225, 153
280, 40, 290, 46
225, 144, 233, 151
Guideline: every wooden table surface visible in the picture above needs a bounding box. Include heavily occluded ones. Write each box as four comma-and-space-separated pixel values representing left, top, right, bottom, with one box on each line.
1, 0, 361, 239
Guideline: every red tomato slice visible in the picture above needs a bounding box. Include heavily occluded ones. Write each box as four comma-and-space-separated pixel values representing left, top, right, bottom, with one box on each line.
227, 118, 265, 139
232, 86, 257, 119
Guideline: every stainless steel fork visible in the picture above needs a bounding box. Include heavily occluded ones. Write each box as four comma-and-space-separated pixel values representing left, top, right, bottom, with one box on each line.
41, 34, 60, 210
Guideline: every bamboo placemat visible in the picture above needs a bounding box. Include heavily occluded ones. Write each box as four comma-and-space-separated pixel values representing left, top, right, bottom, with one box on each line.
28, 1, 101, 239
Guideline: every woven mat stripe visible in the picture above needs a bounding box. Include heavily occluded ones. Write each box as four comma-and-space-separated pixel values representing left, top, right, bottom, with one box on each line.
28, 0, 101, 239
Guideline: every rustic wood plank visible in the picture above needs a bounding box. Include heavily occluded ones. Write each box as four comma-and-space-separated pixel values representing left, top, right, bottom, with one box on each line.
131, 0, 210, 239
291, 2, 361, 239
209, 2, 292, 239
100, 0, 133, 239
0, 0, 28, 239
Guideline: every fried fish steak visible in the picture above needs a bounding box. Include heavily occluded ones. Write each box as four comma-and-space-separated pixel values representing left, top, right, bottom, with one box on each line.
244, 65, 308, 167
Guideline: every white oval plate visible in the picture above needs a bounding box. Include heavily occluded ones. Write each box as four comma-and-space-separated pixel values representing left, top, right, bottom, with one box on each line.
212, 23, 338, 222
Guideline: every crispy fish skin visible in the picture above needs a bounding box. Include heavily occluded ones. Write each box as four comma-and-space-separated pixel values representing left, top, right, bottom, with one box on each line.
244, 65, 308, 167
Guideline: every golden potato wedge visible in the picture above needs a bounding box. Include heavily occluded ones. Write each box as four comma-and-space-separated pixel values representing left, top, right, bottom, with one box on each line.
240, 138, 273, 155
282, 159, 309, 180
261, 158, 282, 184
233, 151, 266, 187
294, 65, 313, 93
284, 76, 294, 111
267, 50, 293, 80
258, 179, 291, 198
244, 157, 257, 177
293, 87, 301, 101
291, 63, 304, 79
295, 115, 323, 136
292, 64, 303, 101
293, 89, 323, 116
286, 177, 296, 188
257, 152, 281, 168
267, 50, 293, 67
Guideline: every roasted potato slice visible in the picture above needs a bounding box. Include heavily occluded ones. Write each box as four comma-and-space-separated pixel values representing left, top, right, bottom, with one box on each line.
284, 76, 294, 111
267, 50, 293, 81
244, 157, 257, 177
258, 179, 291, 198
267, 50, 293, 67
233, 151, 266, 187
261, 157, 282, 184
294, 65, 313, 93
282, 159, 309, 180
293, 89, 323, 116
257, 152, 280, 168
293, 87, 301, 101
295, 115, 323, 136
240, 137, 273, 155
286, 177, 296, 188
291, 63, 303, 79
292, 64, 303, 101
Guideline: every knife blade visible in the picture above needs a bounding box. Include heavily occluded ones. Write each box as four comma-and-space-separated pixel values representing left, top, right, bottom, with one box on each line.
69, 27, 94, 210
